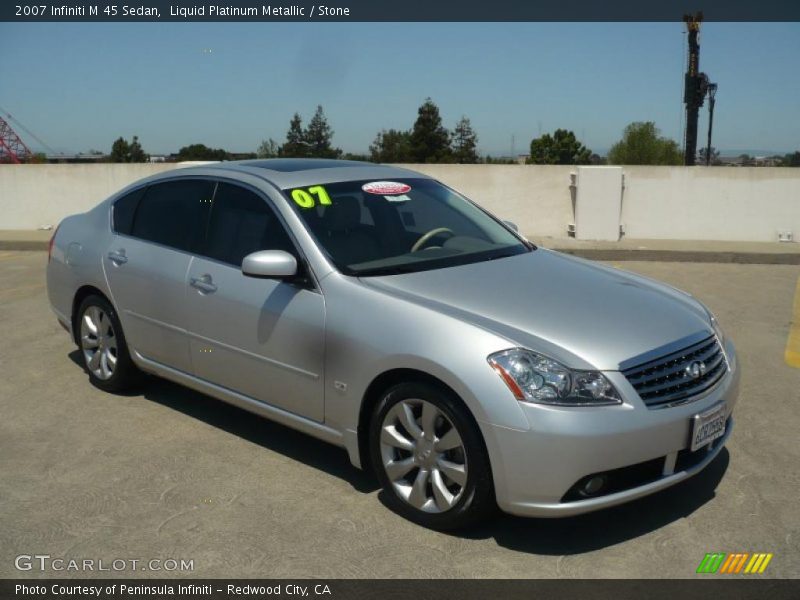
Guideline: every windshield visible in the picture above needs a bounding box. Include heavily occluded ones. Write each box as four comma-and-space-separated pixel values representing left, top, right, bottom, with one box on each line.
283, 178, 531, 276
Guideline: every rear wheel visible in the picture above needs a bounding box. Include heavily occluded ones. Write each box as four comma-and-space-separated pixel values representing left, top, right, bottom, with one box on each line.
369, 381, 495, 530
77, 295, 139, 392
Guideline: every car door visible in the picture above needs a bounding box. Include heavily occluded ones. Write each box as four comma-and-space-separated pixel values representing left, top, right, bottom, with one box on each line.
104, 178, 215, 373
185, 181, 326, 422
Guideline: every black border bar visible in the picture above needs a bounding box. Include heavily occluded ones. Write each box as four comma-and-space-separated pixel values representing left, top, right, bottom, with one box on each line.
3, 579, 800, 600
3, 0, 800, 22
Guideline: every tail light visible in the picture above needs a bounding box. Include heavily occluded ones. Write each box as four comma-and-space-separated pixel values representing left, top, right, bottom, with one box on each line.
47, 224, 60, 263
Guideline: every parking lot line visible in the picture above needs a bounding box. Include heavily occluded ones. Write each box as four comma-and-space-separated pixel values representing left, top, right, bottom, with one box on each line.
786, 275, 800, 368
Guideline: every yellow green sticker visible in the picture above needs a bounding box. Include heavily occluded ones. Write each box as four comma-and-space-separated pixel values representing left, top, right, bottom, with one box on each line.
291, 186, 333, 209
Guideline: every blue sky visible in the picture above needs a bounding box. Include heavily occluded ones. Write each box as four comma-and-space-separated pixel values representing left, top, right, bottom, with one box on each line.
1, 22, 798, 156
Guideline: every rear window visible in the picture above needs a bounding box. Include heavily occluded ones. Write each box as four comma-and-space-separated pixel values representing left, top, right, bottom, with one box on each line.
112, 187, 147, 235
131, 179, 215, 252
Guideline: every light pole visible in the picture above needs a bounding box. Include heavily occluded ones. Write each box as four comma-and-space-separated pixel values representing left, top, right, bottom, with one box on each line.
705, 83, 718, 166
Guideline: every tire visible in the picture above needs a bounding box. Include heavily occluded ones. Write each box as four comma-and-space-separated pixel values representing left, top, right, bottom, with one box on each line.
76, 294, 140, 393
369, 381, 495, 530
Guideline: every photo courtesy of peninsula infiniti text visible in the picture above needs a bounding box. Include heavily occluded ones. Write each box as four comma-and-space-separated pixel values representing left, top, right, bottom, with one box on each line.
46, 159, 739, 529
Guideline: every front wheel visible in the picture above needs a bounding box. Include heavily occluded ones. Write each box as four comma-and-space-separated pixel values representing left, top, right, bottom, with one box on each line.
76, 295, 140, 392
369, 382, 495, 530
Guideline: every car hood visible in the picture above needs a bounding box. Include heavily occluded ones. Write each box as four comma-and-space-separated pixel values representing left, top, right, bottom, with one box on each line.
360, 249, 712, 370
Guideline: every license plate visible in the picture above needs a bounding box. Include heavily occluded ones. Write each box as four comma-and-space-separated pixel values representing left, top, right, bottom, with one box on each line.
690, 403, 727, 451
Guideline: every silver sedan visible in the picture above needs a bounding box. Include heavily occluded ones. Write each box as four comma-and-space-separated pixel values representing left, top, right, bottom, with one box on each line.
46, 159, 739, 529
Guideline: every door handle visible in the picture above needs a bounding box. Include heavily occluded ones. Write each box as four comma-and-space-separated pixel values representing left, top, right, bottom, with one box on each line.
107, 250, 128, 264
190, 274, 217, 294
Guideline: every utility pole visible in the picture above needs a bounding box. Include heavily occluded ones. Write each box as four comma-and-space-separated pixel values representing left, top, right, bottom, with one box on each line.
705, 83, 718, 166
683, 12, 708, 166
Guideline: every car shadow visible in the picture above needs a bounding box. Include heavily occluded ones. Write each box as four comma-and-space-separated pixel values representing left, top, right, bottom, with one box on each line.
67, 349, 379, 494
68, 350, 142, 397
144, 377, 379, 494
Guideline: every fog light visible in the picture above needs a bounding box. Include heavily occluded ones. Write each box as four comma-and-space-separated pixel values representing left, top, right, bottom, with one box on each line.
581, 476, 606, 496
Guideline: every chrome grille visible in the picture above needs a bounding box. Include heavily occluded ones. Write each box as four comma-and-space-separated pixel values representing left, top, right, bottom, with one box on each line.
622, 335, 727, 408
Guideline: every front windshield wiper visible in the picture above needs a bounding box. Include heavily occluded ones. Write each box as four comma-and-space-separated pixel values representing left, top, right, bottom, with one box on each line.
355, 248, 526, 276
486, 252, 520, 261
355, 265, 421, 277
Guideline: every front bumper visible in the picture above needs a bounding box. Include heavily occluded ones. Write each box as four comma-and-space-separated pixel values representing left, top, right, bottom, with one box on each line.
483, 340, 740, 518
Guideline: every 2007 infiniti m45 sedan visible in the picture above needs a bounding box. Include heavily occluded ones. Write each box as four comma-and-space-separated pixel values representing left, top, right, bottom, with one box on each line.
47, 159, 739, 529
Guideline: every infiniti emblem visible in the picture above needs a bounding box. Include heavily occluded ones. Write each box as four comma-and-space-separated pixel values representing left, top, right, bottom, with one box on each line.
685, 361, 707, 379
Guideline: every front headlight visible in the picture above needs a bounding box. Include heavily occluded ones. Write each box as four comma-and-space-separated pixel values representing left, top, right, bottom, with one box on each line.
487, 349, 622, 406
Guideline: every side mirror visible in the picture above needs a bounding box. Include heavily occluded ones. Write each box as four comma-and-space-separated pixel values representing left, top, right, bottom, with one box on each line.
503, 220, 519, 232
242, 250, 298, 279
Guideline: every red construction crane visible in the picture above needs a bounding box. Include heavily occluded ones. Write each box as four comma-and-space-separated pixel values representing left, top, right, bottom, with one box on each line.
0, 115, 33, 163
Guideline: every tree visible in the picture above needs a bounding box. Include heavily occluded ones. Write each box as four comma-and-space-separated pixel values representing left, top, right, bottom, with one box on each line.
304, 105, 342, 159
409, 98, 451, 163
257, 138, 280, 158
110, 136, 149, 162
342, 152, 371, 162
781, 151, 800, 167
738, 154, 755, 167
607, 122, 683, 165
527, 129, 591, 165
451, 117, 479, 163
483, 155, 516, 164
698, 146, 721, 165
110, 137, 130, 162
369, 129, 413, 163
128, 136, 148, 162
279, 113, 309, 158
176, 144, 229, 161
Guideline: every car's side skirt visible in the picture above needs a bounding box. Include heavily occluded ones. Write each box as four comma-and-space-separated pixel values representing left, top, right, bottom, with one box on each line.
131, 350, 354, 459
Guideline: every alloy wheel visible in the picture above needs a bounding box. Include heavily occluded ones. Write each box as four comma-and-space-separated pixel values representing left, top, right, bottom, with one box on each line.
379, 398, 468, 513
80, 305, 118, 381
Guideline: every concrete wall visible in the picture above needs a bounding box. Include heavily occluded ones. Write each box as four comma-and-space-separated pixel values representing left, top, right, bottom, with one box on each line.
0, 164, 176, 230
620, 166, 800, 241
406, 164, 800, 242
396, 164, 574, 238
1, 163, 798, 242
574, 166, 623, 241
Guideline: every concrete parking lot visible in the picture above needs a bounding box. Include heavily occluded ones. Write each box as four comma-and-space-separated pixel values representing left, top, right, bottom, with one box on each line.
1, 251, 799, 579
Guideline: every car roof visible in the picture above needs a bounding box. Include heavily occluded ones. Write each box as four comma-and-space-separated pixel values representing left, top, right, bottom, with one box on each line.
138, 159, 432, 190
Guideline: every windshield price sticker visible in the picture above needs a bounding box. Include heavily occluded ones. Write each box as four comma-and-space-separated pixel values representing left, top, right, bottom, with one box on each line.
362, 181, 412, 195
291, 185, 332, 209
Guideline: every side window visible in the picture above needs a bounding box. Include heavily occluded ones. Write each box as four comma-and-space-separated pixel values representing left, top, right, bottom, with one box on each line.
131, 179, 215, 252
204, 182, 296, 267
112, 187, 147, 235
